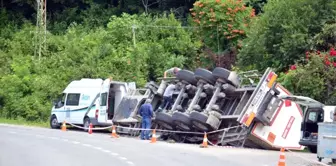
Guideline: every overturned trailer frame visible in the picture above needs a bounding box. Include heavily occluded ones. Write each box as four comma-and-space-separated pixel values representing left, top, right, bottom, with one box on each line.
109, 67, 304, 150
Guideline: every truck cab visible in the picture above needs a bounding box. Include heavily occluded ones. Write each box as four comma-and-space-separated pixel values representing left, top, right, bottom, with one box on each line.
279, 95, 336, 153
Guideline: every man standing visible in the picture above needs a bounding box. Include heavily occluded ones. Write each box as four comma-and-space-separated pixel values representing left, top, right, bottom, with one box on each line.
158, 83, 176, 111
164, 67, 181, 78
139, 99, 153, 140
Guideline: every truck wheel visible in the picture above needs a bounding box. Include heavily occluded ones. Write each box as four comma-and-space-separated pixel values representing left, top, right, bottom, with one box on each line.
50, 115, 60, 129
190, 111, 211, 131
172, 112, 192, 131
212, 67, 240, 88
307, 146, 317, 153
176, 70, 198, 86
194, 68, 216, 85
206, 114, 221, 131
83, 117, 91, 132
155, 112, 175, 130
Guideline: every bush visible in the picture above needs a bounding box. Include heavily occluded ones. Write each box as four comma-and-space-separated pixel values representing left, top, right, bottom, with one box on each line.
278, 48, 336, 104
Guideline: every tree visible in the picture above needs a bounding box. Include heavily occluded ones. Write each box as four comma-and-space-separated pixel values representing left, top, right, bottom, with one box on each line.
244, 0, 267, 14
190, 0, 255, 69
238, 0, 336, 72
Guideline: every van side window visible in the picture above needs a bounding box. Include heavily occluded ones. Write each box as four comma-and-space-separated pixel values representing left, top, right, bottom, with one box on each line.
66, 93, 80, 106
100, 92, 107, 106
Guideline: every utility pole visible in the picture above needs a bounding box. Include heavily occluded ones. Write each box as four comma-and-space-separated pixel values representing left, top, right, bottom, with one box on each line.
34, 0, 47, 63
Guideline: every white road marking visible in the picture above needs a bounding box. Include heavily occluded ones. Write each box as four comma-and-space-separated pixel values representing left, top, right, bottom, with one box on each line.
126, 161, 134, 165
110, 152, 119, 156
119, 157, 127, 160
35, 134, 44, 138
72, 141, 80, 144
9, 131, 17, 134
102, 149, 111, 153
82, 144, 92, 147
49, 137, 59, 140
94, 147, 102, 150
62, 139, 69, 142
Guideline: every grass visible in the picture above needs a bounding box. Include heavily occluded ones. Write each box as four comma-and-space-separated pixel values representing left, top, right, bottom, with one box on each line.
0, 118, 49, 128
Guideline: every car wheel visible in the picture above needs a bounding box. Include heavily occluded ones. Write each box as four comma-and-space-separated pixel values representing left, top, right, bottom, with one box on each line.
332, 159, 336, 164
50, 115, 60, 129
172, 112, 192, 131
212, 67, 240, 88
176, 70, 198, 86
83, 117, 91, 132
155, 112, 175, 130
194, 68, 216, 85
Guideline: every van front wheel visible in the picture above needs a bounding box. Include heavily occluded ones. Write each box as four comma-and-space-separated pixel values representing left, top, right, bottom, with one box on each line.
50, 115, 60, 129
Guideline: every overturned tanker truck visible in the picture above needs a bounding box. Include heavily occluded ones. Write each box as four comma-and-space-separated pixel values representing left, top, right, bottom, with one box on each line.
112, 67, 304, 150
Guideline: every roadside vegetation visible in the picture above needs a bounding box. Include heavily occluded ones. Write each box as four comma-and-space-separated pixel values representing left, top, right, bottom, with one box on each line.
0, 0, 335, 123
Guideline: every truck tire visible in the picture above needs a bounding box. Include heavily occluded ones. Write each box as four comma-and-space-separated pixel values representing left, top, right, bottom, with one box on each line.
212, 67, 240, 88
155, 112, 175, 130
176, 70, 197, 86
190, 111, 212, 132
194, 68, 216, 85
206, 114, 221, 131
172, 112, 192, 131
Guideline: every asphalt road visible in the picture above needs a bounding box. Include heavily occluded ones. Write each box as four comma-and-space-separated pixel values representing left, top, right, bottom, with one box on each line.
0, 124, 327, 166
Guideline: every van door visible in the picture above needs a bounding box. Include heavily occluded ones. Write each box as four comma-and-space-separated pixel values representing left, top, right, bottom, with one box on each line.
64, 93, 82, 124
52, 93, 67, 123
97, 79, 110, 124
100, 81, 129, 124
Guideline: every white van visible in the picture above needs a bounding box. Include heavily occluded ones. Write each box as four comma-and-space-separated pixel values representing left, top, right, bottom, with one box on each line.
49, 78, 136, 130
279, 95, 336, 153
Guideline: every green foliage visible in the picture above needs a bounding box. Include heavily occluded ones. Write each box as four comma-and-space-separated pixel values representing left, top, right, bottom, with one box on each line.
190, 0, 254, 52
238, 0, 336, 72
0, 13, 201, 121
278, 50, 336, 104
313, 23, 336, 51
244, 0, 267, 14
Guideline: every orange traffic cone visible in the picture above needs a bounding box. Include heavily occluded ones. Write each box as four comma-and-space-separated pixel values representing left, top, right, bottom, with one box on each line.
200, 132, 208, 148
150, 129, 157, 143
61, 120, 67, 131
111, 125, 119, 138
88, 123, 93, 134
278, 148, 286, 166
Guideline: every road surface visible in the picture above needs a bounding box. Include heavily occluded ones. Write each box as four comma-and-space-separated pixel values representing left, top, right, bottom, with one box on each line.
0, 124, 327, 166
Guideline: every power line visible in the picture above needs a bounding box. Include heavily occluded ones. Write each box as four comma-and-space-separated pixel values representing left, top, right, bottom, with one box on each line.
34, 0, 47, 63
